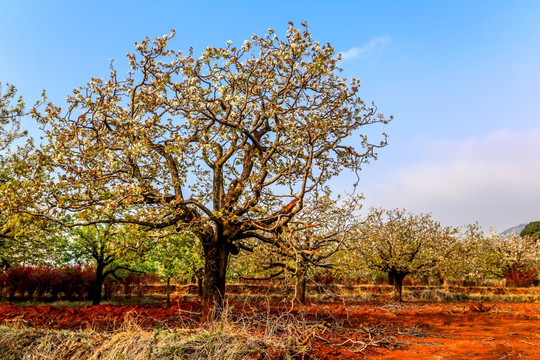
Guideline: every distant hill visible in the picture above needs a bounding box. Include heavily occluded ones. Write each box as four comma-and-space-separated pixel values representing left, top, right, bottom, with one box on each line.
500, 223, 527, 236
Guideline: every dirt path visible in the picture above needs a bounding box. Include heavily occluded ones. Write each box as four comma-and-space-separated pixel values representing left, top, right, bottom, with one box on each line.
364, 304, 540, 359
313, 302, 540, 359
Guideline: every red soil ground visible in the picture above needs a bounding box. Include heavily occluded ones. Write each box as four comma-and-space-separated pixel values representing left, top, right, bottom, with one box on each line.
1, 301, 539, 359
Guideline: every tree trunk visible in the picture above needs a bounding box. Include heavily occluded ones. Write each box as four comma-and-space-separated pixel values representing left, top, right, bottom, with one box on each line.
295, 266, 307, 304
434, 271, 444, 286
201, 242, 229, 323
197, 276, 203, 298
93, 263, 105, 306
1, 258, 10, 271
392, 272, 407, 302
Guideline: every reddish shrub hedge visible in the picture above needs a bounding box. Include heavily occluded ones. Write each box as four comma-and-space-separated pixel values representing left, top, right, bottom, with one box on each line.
504, 263, 538, 287
0, 265, 158, 302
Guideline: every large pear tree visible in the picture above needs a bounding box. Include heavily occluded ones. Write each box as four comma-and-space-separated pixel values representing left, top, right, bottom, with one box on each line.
25, 23, 390, 321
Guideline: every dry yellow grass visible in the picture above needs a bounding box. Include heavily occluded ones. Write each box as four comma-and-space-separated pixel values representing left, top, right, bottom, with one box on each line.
0, 310, 316, 360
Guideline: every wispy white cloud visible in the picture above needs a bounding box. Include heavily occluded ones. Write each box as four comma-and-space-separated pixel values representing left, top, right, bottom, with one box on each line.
339, 36, 390, 61
362, 129, 540, 232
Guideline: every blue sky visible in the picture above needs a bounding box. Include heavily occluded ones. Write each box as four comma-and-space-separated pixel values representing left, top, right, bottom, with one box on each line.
1, 1, 539, 231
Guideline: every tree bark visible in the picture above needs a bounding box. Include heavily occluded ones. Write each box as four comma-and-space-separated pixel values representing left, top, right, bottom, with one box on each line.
197, 276, 203, 298
392, 272, 407, 302
92, 263, 105, 305
201, 241, 229, 322
295, 266, 307, 304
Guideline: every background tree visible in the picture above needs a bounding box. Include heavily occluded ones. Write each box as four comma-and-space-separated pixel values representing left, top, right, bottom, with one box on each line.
352, 208, 458, 301
57, 223, 152, 305
232, 191, 361, 304
0, 84, 49, 269
520, 221, 540, 240
0, 83, 28, 268
449, 222, 489, 285
144, 231, 203, 303
479, 232, 539, 285
25, 24, 390, 321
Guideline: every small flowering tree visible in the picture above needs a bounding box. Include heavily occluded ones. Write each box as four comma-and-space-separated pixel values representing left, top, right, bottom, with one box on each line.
231, 191, 361, 304
20, 23, 390, 321
480, 233, 540, 285
144, 232, 203, 303
449, 222, 489, 284
352, 208, 458, 301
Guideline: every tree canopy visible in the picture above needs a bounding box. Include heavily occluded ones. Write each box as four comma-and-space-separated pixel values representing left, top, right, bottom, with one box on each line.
0, 83, 27, 151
